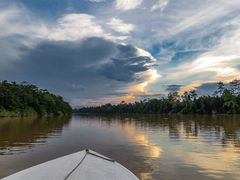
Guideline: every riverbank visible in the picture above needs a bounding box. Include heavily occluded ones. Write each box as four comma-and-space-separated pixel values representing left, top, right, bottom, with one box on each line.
75, 81, 240, 115
0, 109, 71, 118
0, 81, 72, 117
0, 108, 38, 117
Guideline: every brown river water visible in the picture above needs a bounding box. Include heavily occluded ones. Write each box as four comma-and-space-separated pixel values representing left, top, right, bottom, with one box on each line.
0, 115, 240, 180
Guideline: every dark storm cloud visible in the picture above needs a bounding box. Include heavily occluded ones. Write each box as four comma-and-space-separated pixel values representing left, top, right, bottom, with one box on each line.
115, 44, 137, 58
16, 38, 115, 78
196, 81, 238, 96
3, 37, 154, 102
195, 83, 218, 95
166, 84, 182, 92
101, 56, 152, 82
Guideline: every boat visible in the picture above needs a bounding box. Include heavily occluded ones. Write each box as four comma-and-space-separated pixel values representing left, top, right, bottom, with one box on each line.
3, 149, 139, 180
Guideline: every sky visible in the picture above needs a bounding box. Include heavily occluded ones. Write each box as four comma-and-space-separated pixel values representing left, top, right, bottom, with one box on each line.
0, 0, 240, 107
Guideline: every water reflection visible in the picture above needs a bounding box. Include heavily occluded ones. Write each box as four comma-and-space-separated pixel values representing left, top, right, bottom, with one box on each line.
0, 115, 240, 180
111, 120, 161, 158
78, 115, 240, 179
145, 115, 240, 179
0, 116, 70, 155
116, 120, 161, 179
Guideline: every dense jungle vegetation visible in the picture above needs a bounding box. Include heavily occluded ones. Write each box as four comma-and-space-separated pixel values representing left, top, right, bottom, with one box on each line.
0, 81, 71, 117
76, 80, 240, 114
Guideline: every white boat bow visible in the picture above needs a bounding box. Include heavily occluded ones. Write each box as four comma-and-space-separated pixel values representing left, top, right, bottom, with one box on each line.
3, 149, 139, 180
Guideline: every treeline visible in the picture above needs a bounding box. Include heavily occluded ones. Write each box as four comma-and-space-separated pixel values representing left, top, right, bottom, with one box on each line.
0, 81, 72, 117
75, 80, 240, 114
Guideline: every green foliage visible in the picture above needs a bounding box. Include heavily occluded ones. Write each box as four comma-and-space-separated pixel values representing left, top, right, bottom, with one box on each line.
0, 81, 72, 117
75, 80, 240, 115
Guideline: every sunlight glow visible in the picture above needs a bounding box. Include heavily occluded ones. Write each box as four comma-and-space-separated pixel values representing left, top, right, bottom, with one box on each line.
129, 69, 161, 94
177, 55, 240, 93
121, 95, 136, 102
123, 123, 161, 158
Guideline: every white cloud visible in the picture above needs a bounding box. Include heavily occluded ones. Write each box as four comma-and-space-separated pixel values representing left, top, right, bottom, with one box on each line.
151, 0, 168, 12
160, 25, 240, 92
48, 13, 129, 42
49, 14, 104, 41
168, 5, 231, 36
0, 5, 48, 39
129, 1, 240, 47
0, 4, 49, 68
132, 0, 240, 94
116, 0, 143, 11
107, 18, 135, 34
2, 0, 240, 101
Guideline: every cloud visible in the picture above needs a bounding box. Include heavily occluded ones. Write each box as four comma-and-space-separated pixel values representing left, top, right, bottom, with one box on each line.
1, 0, 240, 104
107, 18, 135, 34
0, 2, 160, 106
0, 3, 128, 45
0, 4, 128, 68
48, 13, 130, 42
115, 0, 143, 10
48, 13, 104, 41
164, 22, 240, 93
195, 83, 218, 96
0, 3, 48, 39
0, 3, 49, 69
166, 85, 182, 92
151, 0, 168, 12
1, 37, 158, 106
145, 1, 240, 95
101, 56, 149, 81
163, 53, 240, 93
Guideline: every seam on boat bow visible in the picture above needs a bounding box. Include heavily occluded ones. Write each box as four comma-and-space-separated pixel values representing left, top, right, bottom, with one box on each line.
64, 149, 115, 179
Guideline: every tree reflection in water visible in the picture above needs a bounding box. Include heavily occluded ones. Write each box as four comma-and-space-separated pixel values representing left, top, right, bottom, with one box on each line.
0, 115, 239, 179
0, 116, 71, 155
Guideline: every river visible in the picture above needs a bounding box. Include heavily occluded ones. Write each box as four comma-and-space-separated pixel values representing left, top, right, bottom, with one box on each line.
0, 115, 240, 180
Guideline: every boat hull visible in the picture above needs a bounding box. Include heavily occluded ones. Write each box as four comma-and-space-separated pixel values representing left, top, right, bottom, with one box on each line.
3, 149, 139, 180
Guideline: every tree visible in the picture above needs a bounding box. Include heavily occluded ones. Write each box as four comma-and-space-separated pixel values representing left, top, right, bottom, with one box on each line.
230, 79, 240, 96
214, 81, 225, 97
168, 92, 180, 101
189, 90, 197, 101
0, 81, 72, 116
75, 80, 240, 115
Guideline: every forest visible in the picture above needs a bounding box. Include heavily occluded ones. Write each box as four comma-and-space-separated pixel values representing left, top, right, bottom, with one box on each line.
0, 81, 71, 117
75, 80, 240, 114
